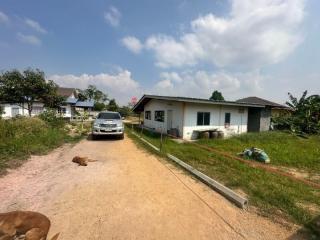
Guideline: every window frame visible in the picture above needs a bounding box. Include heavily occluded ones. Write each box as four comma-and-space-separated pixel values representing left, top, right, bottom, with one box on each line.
197, 112, 210, 126
224, 112, 231, 127
58, 107, 67, 114
145, 111, 151, 120
154, 110, 165, 122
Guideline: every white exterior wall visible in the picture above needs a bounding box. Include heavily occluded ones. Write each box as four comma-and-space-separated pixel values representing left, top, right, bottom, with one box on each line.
1, 103, 44, 118
60, 104, 73, 118
142, 99, 248, 140
183, 103, 248, 140
143, 99, 184, 136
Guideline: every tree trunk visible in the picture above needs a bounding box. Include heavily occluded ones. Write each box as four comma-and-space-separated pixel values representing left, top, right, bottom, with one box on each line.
28, 102, 33, 117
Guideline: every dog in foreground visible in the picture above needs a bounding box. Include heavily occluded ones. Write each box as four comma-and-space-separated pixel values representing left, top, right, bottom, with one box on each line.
72, 156, 97, 166
0, 211, 59, 240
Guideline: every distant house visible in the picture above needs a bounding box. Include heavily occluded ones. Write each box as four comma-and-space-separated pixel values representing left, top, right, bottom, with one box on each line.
1, 87, 94, 119
1, 101, 45, 118
133, 95, 288, 140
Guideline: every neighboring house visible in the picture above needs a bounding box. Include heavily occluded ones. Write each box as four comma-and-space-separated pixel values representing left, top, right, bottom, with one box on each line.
1, 87, 94, 119
133, 95, 287, 140
1, 102, 45, 118
57, 87, 78, 118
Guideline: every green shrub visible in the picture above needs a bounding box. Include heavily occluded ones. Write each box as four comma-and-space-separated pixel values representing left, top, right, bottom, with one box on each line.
0, 117, 71, 173
39, 109, 65, 127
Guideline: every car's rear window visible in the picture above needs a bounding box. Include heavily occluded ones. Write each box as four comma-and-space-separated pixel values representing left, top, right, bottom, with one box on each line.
97, 113, 121, 119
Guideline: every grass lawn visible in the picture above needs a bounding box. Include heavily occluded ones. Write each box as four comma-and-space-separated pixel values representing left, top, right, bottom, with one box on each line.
198, 131, 320, 172
126, 126, 320, 237
0, 117, 84, 174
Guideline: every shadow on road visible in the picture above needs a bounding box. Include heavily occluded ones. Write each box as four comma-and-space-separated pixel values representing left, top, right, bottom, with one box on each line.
87, 134, 124, 141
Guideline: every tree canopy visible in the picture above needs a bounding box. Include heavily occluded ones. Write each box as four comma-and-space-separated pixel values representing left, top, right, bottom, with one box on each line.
0, 69, 64, 116
77, 85, 108, 111
209, 90, 225, 101
107, 99, 119, 112
78, 85, 108, 102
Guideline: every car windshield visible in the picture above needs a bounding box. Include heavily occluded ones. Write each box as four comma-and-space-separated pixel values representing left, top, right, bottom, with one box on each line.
97, 112, 121, 120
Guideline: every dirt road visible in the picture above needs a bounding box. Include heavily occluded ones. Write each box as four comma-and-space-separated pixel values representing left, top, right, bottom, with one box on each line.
0, 135, 303, 239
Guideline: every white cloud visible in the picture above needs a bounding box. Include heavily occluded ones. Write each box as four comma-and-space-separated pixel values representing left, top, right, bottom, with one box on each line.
145, 34, 204, 68
122, 36, 143, 54
25, 18, 47, 34
104, 6, 121, 27
143, 0, 305, 68
151, 70, 264, 100
50, 70, 142, 105
0, 11, 9, 24
160, 72, 183, 83
17, 32, 41, 46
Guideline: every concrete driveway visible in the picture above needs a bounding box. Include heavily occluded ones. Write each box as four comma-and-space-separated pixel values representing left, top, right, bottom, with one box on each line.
0, 135, 302, 239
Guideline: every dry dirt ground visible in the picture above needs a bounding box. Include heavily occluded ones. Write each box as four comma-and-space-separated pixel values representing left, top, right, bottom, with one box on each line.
0, 134, 306, 240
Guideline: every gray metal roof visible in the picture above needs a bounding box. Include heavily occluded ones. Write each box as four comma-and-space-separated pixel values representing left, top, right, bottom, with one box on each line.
75, 100, 94, 107
236, 96, 287, 108
133, 95, 265, 112
65, 97, 78, 104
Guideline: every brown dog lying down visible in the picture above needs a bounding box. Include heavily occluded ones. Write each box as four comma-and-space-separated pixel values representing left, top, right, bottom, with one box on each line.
72, 156, 97, 166
0, 211, 59, 240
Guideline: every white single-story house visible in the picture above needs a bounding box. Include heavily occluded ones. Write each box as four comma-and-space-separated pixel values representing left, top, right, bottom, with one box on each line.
132, 95, 287, 140
1, 102, 45, 118
0, 87, 94, 119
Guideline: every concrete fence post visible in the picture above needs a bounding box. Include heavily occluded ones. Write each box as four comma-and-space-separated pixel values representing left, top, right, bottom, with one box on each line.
160, 127, 163, 152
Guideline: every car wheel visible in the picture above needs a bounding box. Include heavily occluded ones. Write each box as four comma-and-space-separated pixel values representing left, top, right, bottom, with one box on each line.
119, 134, 124, 140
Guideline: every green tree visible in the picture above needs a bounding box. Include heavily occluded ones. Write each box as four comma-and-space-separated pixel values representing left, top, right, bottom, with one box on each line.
209, 90, 225, 101
0, 69, 64, 116
107, 99, 119, 112
77, 85, 108, 111
42, 80, 65, 109
119, 105, 132, 117
78, 85, 108, 102
93, 102, 107, 111
274, 91, 320, 134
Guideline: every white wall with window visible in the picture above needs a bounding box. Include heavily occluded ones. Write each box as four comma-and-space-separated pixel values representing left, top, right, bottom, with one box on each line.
58, 105, 72, 118
183, 102, 248, 139
141, 99, 248, 140
143, 99, 183, 135
1, 102, 45, 118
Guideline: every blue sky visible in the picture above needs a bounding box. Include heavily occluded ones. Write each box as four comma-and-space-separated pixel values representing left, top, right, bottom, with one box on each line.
0, 0, 319, 105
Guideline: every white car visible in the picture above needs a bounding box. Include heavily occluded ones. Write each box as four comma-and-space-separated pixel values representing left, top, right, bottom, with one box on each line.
92, 111, 124, 140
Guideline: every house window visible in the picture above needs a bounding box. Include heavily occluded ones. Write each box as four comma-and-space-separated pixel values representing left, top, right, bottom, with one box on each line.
32, 107, 43, 115
145, 111, 151, 120
58, 107, 67, 114
154, 111, 165, 122
197, 112, 210, 126
225, 113, 231, 127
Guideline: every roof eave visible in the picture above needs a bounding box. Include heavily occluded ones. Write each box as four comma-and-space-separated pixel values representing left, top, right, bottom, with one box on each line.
132, 95, 265, 112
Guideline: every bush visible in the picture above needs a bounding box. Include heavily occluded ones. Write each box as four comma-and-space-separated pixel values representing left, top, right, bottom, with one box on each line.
0, 117, 70, 173
39, 109, 65, 128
